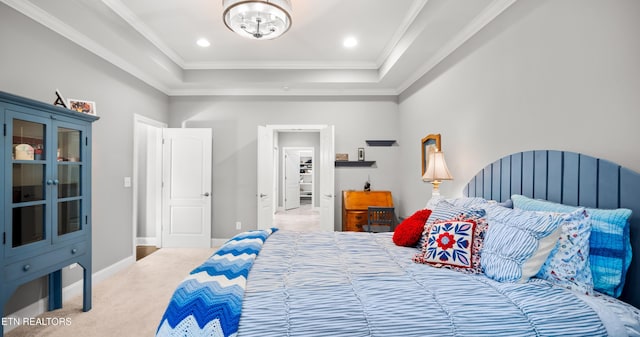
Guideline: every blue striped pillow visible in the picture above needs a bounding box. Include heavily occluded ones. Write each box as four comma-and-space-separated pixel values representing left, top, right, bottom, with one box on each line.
511, 194, 632, 297
481, 205, 565, 283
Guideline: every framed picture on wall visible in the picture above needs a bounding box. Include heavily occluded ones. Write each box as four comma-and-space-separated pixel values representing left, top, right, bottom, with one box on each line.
358, 148, 365, 161
421, 133, 441, 176
68, 98, 97, 115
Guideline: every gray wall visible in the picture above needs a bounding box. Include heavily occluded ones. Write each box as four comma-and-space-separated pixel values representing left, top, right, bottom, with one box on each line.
0, 4, 169, 313
170, 95, 402, 237
398, 0, 640, 216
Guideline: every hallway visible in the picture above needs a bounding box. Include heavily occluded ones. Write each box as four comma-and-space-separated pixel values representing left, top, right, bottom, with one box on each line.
272, 201, 321, 231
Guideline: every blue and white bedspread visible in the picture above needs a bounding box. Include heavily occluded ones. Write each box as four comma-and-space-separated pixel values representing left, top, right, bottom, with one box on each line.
156, 228, 278, 337
236, 231, 640, 337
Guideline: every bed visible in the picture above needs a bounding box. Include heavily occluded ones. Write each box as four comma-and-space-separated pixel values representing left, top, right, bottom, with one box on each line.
156, 150, 640, 337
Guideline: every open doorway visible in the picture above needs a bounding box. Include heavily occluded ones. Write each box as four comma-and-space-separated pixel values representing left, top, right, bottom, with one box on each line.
134, 117, 213, 258
257, 125, 335, 231
279, 145, 318, 231
133, 115, 166, 260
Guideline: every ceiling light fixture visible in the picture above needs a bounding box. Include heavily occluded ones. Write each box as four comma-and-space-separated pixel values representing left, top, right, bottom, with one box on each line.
223, 0, 292, 40
196, 38, 211, 47
343, 36, 358, 48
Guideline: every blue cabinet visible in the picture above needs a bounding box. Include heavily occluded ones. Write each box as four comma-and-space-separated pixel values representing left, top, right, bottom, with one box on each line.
0, 91, 98, 335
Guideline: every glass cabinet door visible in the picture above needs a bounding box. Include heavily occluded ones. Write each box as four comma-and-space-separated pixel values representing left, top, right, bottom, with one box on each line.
11, 118, 47, 247
56, 126, 83, 236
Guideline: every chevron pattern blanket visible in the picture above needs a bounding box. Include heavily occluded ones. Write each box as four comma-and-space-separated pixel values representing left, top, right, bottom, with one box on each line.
156, 228, 278, 337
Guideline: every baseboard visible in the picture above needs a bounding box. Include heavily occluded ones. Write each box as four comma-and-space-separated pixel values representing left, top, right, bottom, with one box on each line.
211, 238, 228, 248
136, 237, 158, 246
3, 255, 136, 333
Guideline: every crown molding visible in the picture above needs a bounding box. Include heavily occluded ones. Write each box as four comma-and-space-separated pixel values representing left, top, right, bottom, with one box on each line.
101, 0, 187, 68
1, 0, 171, 94
167, 87, 400, 97
396, 0, 519, 94
182, 60, 379, 70
374, 0, 429, 69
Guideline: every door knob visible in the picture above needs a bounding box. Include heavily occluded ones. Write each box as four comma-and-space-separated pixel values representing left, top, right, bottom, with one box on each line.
260, 193, 267, 198
202, 192, 210, 197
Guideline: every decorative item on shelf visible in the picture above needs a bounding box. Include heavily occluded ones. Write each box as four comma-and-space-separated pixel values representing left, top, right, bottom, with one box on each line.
422, 149, 453, 208
53, 89, 67, 108
34, 144, 43, 160
358, 147, 365, 161
14, 144, 34, 160
223, 0, 292, 40
336, 153, 349, 161
364, 181, 371, 191
68, 98, 97, 115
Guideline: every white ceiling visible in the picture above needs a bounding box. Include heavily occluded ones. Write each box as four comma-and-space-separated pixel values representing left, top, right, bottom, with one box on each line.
2, 0, 517, 96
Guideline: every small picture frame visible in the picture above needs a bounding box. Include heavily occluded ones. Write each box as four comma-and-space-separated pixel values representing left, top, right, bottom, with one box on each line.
68, 98, 97, 115
336, 153, 349, 161
357, 148, 365, 161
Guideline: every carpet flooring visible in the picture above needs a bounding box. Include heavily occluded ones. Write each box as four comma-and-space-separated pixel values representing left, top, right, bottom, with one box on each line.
5, 247, 215, 337
6, 205, 319, 336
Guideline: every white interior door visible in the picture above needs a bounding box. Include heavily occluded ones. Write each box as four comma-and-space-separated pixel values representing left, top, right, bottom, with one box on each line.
161, 128, 212, 247
284, 150, 301, 210
319, 125, 335, 231
257, 126, 275, 230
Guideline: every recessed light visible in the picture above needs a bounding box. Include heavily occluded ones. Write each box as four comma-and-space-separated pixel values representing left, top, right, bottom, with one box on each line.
196, 38, 210, 47
343, 36, 358, 48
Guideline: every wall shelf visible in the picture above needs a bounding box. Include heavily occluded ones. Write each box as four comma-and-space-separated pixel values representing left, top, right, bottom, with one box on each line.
365, 140, 396, 146
335, 161, 376, 167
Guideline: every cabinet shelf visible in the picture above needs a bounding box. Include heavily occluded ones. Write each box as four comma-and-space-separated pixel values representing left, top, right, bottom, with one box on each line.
365, 140, 396, 146
335, 161, 376, 167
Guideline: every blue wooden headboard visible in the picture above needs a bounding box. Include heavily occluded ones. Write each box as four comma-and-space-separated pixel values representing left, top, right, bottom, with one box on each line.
463, 150, 640, 308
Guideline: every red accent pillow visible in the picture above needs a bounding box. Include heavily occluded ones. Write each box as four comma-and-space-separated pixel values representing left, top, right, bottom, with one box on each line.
392, 209, 432, 247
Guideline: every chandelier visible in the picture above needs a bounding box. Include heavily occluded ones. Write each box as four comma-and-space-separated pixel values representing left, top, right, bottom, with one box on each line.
222, 0, 292, 40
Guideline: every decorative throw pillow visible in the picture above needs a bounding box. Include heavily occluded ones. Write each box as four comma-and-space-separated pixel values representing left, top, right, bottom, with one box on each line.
424, 219, 476, 268
393, 209, 432, 247
481, 204, 564, 283
511, 194, 632, 297
536, 208, 594, 294
414, 214, 488, 274
417, 200, 486, 248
